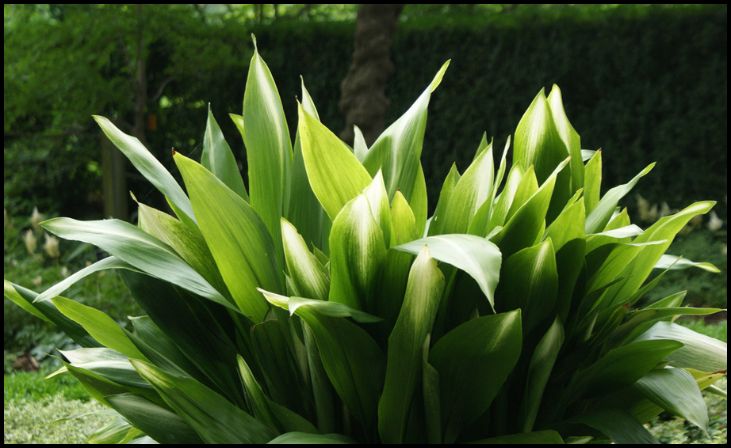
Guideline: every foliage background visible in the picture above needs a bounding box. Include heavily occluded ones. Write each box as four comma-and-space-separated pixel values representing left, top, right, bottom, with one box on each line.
4, 4, 727, 219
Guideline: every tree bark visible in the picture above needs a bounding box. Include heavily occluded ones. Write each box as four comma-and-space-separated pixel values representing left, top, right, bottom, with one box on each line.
339, 4, 404, 145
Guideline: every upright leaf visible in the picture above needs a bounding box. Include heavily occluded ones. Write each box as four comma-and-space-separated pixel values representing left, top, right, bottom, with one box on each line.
133, 360, 276, 444
328, 190, 387, 311
378, 247, 445, 443
288, 80, 330, 249
281, 218, 329, 299
362, 61, 450, 206
93, 115, 194, 223
585, 163, 654, 233
547, 84, 583, 192
202, 105, 248, 200
430, 310, 522, 442
299, 105, 372, 221
513, 89, 568, 183
175, 152, 283, 322
495, 239, 558, 334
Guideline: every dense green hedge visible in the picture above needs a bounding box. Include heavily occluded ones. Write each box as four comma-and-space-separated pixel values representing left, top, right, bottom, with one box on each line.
5, 5, 726, 218
253, 6, 727, 215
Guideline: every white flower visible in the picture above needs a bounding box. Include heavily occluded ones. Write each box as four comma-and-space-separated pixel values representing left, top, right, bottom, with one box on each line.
32, 276, 42, 287
30, 207, 44, 231
60, 266, 70, 278
636, 194, 651, 221
43, 233, 60, 258
659, 202, 671, 218
23, 230, 37, 255
707, 211, 723, 232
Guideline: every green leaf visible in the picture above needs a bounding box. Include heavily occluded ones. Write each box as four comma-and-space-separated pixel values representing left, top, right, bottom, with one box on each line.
133, 359, 276, 444
362, 61, 449, 207
281, 218, 329, 299
260, 289, 381, 324
136, 200, 228, 295
237, 355, 317, 434
547, 84, 583, 192
585, 224, 643, 253
35, 257, 135, 304
174, 152, 283, 322
202, 105, 248, 200
376, 191, 419, 325
468, 430, 564, 444
654, 254, 720, 273
287, 80, 330, 250
328, 183, 388, 311
4, 278, 52, 322
605, 201, 716, 306
378, 247, 445, 443
249, 319, 309, 414
493, 160, 567, 257
93, 115, 194, 223
127, 315, 202, 378
585, 163, 654, 233
61, 347, 152, 391
571, 339, 683, 400
353, 125, 368, 161
633, 321, 727, 372
3, 281, 95, 346
572, 409, 657, 444
243, 38, 293, 254
430, 141, 494, 235
429, 164, 461, 235
107, 393, 202, 444
303, 324, 336, 433
519, 318, 564, 432
39, 217, 232, 311
544, 193, 585, 251
634, 367, 708, 431
298, 104, 372, 221
267, 432, 353, 444
583, 150, 602, 214
263, 290, 384, 432
513, 89, 568, 183
87, 416, 145, 444
52, 297, 145, 359
430, 310, 522, 442
396, 234, 501, 309
496, 239, 558, 334
554, 238, 586, 322
485, 165, 524, 234
121, 271, 245, 404
422, 335, 442, 444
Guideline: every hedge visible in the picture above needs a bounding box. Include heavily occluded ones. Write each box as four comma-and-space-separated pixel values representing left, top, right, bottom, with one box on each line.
5, 5, 727, 218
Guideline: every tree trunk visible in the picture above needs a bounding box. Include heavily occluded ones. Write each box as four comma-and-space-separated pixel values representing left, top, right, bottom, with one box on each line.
339, 4, 404, 145
102, 4, 148, 220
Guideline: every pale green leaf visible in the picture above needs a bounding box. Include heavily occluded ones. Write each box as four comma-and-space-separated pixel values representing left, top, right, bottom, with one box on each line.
174, 152, 283, 322
202, 105, 248, 200
396, 234, 501, 309
378, 247, 445, 443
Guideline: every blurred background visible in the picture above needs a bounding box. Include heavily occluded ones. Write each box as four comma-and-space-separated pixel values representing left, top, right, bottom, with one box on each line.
3, 4, 727, 443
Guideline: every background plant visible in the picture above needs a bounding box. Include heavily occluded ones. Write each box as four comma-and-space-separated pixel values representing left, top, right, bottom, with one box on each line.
5, 38, 727, 444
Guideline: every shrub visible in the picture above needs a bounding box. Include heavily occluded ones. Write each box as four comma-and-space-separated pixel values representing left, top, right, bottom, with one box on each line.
4, 38, 727, 444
